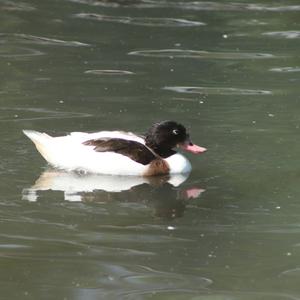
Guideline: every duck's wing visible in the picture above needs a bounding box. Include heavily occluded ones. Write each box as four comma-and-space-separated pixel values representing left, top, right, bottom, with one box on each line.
83, 138, 156, 165
70, 131, 145, 144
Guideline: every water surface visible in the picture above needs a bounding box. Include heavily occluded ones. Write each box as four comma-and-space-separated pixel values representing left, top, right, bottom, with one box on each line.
1, 0, 300, 299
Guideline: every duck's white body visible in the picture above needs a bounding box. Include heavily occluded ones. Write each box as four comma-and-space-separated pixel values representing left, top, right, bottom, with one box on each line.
23, 130, 192, 176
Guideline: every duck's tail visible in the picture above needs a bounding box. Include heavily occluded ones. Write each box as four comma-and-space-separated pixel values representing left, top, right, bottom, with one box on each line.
23, 130, 52, 143
23, 130, 54, 163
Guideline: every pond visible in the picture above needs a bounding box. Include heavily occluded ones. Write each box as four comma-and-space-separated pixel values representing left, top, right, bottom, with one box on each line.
1, 0, 300, 299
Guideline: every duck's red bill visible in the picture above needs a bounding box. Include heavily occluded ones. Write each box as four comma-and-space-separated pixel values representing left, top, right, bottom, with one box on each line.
180, 143, 207, 154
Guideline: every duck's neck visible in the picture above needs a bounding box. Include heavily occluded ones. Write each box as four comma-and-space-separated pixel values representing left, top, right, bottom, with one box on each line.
145, 140, 176, 158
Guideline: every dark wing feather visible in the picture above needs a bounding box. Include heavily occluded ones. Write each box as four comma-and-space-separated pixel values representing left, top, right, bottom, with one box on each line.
83, 138, 156, 165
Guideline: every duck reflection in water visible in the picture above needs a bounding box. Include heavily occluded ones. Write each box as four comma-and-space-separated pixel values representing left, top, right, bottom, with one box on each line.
22, 170, 205, 219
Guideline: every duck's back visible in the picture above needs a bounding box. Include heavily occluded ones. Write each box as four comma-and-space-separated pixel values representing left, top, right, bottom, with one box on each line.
23, 130, 149, 175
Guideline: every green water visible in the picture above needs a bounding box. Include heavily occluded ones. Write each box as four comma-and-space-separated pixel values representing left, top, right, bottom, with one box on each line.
1, 0, 300, 299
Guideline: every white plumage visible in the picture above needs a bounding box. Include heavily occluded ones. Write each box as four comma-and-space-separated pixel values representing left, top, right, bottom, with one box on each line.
23, 129, 192, 176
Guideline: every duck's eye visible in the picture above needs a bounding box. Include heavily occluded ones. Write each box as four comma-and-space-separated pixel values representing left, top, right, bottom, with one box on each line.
172, 129, 179, 135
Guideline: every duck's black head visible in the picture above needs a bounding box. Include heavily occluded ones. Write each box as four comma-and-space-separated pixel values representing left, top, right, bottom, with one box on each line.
145, 121, 206, 158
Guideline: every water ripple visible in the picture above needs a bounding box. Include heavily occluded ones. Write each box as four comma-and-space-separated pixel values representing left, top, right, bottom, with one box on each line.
0, 0, 35, 11
0, 107, 91, 122
103, 264, 212, 297
270, 67, 300, 73
248, 4, 300, 11
0, 33, 90, 47
262, 31, 300, 39
75, 13, 205, 27
0, 244, 30, 249
68, 0, 141, 7
164, 86, 272, 96
128, 49, 274, 60
68, 0, 300, 12
280, 268, 300, 277
121, 289, 300, 300
85, 69, 135, 75
121, 272, 211, 288
0, 47, 43, 58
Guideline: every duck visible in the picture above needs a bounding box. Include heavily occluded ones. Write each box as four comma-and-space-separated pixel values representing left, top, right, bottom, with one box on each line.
23, 120, 207, 176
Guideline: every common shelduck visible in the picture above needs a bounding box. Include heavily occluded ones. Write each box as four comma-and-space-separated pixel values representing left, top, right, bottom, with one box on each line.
23, 120, 206, 176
